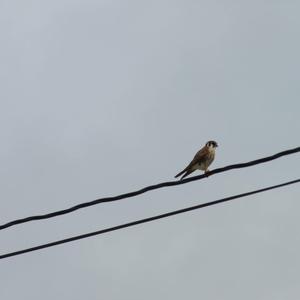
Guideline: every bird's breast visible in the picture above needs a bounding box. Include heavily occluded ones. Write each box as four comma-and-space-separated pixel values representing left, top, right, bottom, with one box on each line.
197, 151, 215, 170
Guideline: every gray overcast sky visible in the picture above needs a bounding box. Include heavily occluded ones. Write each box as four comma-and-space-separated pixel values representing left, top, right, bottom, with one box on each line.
0, 1, 300, 299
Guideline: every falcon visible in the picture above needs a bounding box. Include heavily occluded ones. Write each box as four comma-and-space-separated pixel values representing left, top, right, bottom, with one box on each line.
175, 140, 218, 180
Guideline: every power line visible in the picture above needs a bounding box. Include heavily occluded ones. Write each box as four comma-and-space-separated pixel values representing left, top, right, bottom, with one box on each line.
0, 178, 299, 260
0, 146, 299, 232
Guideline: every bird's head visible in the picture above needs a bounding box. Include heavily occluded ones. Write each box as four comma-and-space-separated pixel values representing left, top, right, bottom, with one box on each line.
206, 140, 218, 149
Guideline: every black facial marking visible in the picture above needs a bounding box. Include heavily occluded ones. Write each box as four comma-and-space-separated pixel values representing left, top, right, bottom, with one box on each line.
207, 140, 218, 147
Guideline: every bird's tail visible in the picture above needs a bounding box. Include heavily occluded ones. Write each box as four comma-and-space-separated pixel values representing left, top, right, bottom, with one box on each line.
175, 168, 193, 180
175, 169, 185, 179
181, 169, 194, 180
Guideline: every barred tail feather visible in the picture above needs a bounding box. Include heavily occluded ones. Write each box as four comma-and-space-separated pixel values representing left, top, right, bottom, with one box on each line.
175, 167, 195, 180
175, 169, 185, 178
179, 169, 194, 180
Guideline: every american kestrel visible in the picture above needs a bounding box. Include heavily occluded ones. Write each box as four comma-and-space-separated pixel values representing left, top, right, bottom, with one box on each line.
175, 140, 218, 180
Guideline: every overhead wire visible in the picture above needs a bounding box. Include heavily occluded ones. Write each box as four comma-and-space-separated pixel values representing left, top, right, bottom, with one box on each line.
0, 146, 299, 232
0, 178, 299, 260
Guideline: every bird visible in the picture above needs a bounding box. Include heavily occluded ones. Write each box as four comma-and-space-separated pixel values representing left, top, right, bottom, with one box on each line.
175, 140, 218, 180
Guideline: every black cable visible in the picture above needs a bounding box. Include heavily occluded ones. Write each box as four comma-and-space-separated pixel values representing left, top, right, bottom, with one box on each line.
0, 178, 299, 260
0, 146, 299, 232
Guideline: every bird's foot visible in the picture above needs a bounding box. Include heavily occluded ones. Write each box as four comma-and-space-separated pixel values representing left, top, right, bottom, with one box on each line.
204, 170, 210, 177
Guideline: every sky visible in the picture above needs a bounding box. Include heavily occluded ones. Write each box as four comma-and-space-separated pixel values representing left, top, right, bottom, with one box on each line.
0, 0, 300, 299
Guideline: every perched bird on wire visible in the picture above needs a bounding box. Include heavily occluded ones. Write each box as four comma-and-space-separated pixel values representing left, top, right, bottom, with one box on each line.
175, 140, 218, 180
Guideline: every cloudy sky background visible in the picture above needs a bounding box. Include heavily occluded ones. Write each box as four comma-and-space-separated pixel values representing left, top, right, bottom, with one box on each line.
1, 0, 300, 299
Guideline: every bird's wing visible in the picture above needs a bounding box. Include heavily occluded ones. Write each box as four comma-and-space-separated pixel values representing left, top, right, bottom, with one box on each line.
174, 146, 208, 179
190, 146, 209, 165
183, 146, 208, 171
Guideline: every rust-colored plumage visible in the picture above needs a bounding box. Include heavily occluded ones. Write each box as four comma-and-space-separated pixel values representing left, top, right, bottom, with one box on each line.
175, 140, 218, 180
